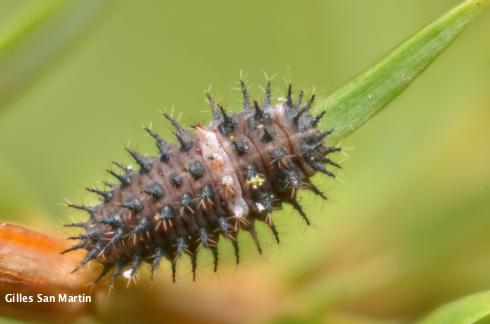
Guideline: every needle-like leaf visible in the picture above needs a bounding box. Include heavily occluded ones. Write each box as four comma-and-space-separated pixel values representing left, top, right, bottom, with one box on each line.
418, 290, 490, 324
317, 0, 489, 142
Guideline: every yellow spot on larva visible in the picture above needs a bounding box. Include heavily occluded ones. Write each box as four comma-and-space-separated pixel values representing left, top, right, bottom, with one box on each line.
247, 175, 265, 189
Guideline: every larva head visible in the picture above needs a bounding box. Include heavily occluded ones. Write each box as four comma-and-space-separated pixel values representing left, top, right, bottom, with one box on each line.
63, 80, 340, 287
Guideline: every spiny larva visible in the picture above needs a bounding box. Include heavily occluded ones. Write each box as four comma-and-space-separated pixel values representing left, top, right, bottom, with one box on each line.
63, 80, 341, 286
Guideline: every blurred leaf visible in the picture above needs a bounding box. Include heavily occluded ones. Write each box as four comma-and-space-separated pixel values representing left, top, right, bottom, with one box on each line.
0, 0, 110, 109
0, 0, 62, 57
0, 0, 111, 225
318, 0, 489, 142
418, 291, 490, 324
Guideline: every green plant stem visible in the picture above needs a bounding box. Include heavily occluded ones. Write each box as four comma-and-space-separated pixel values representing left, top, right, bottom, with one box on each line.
318, 0, 489, 142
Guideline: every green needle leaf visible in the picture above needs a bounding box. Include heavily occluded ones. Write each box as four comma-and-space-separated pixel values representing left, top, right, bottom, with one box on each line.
418, 290, 490, 324
317, 0, 489, 142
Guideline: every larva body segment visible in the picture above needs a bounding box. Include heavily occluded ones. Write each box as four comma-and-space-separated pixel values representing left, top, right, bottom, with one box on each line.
63, 81, 340, 285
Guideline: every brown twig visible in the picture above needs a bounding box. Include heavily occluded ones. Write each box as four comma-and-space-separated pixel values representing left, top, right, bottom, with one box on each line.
0, 222, 92, 321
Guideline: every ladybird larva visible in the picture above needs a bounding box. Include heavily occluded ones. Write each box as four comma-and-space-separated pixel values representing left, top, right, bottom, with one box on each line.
63, 80, 341, 286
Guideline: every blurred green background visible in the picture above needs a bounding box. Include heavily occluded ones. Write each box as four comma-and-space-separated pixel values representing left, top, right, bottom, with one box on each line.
0, 0, 489, 323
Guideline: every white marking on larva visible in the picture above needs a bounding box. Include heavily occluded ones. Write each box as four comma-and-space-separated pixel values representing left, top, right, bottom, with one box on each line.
195, 126, 249, 217
232, 203, 246, 218
256, 202, 265, 212
272, 104, 286, 120
123, 269, 132, 279
222, 175, 233, 185
212, 152, 224, 162
232, 201, 249, 229
221, 175, 236, 198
